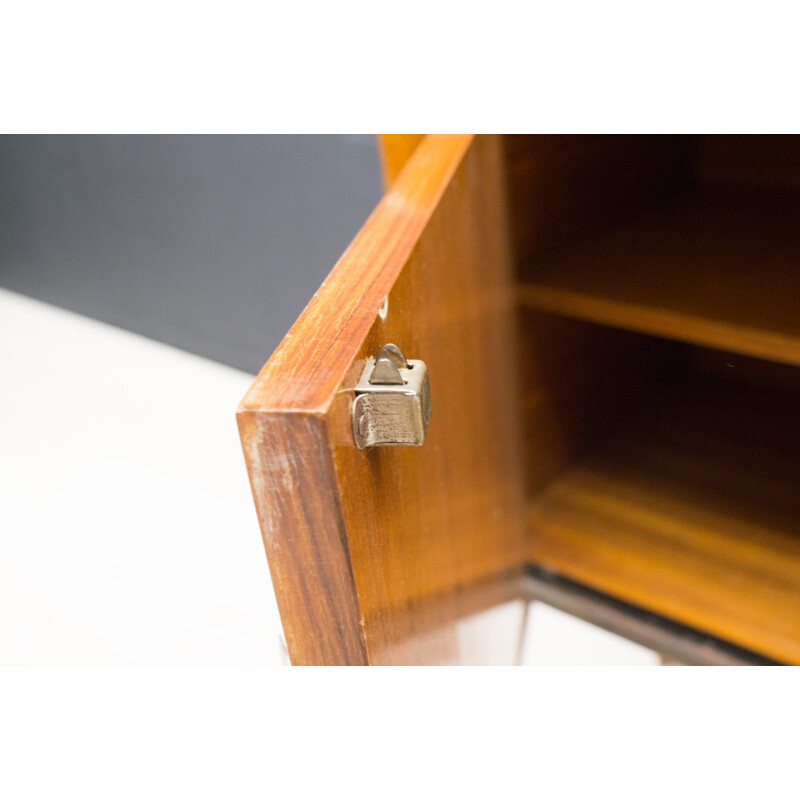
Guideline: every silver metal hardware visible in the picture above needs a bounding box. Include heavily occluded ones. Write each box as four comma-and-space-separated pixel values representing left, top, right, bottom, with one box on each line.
352, 343, 431, 449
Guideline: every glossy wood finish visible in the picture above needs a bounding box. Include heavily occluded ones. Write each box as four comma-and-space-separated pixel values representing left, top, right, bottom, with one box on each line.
378, 134, 424, 186
513, 136, 800, 663
241, 134, 800, 666
523, 567, 775, 666
528, 374, 800, 664
519, 186, 800, 366
517, 312, 682, 496
506, 136, 694, 499
238, 135, 526, 665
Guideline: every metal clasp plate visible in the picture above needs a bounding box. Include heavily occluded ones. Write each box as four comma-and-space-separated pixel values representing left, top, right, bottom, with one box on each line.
352, 344, 431, 449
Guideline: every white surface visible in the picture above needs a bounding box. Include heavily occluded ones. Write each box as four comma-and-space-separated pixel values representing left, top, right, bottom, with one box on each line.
0, 289, 283, 664
0, 288, 659, 665
522, 603, 660, 666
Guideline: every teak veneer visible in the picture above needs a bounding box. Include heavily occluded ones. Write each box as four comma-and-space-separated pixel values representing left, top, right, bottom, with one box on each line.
240, 135, 800, 665
528, 375, 800, 664
238, 135, 526, 665
519, 187, 800, 367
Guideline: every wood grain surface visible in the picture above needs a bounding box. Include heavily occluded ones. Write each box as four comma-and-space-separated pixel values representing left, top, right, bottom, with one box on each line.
241, 134, 800, 665
519, 186, 800, 367
378, 135, 425, 187
528, 374, 800, 664
238, 135, 527, 664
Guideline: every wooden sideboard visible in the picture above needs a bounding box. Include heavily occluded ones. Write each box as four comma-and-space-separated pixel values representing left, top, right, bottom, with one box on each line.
239, 135, 800, 665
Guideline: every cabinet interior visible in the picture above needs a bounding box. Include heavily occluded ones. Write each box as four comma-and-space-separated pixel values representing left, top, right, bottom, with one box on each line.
505, 135, 800, 663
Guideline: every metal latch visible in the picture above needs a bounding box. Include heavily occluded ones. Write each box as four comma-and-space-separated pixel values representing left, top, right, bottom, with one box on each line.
352, 343, 431, 449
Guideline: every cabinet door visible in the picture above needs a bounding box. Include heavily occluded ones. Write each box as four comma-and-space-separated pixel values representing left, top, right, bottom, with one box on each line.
237, 135, 526, 665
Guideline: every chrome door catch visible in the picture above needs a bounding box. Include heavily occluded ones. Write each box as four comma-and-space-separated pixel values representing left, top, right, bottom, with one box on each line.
352, 343, 431, 449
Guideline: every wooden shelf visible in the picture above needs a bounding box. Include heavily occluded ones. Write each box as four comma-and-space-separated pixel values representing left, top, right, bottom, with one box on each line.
527, 377, 800, 664
519, 187, 800, 366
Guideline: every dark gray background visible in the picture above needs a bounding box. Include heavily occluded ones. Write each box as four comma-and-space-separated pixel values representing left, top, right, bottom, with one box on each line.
0, 135, 382, 373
